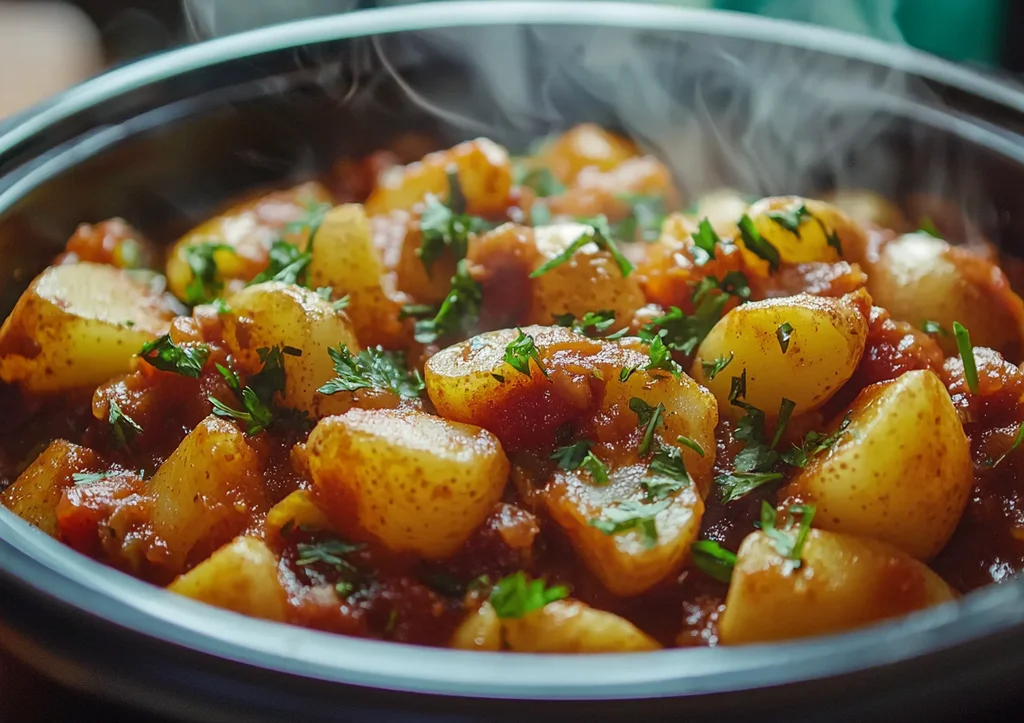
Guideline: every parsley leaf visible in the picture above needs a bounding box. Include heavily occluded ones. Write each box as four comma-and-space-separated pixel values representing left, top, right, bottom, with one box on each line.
638, 271, 750, 356
318, 345, 424, 399
690, 540, 736, 583
504, 328, 549, 379
642, 444, 691, 501
918, 216, 943, 239
108, 399, 142, 449
619, 365, 638, 382
183, 242, 234, 305
551, 440, 592, 470
515, 166, 566, 198
530, 216, 634, 278
676, 435, 705, 457
645, 334, 682, 378
71, 471, 119, 486
781, 412, 852, 468
776, 322, 794, 354
295, 538, 364, 573
761, 501, 816, 569
988, 423, 1024, 469
489, 571, 569, 619
766, 204, 812, 235
553, 309, 618, 338
413, 259, 483, 344
716, 470, 785, 504
701, 352, 734, 381
580, 451, 611, 486
209, 346, 305, 435
138, 335, 209, 378
614, 193, 668, 243
691, 218, 720, 264
630, 398, 665, 457
953, 321, 979, 393
589, 499, 671, 549
737, 214, 781, 271
922, 320, 949, 337
249, 239, 313, 287
418, 171, 490, 274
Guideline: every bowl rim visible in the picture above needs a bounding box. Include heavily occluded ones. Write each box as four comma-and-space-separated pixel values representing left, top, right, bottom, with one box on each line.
2, 0, 1024, 705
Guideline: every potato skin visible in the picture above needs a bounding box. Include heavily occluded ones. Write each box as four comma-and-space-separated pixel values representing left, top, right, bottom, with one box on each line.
692, 290, 870, 419
147, 416, 268, 573
220, 281, 361, 418
1, 440, 98, 536
0, 263, 175, 392
306, 408, 509, 558
719, 528, 955, 645
782, 369, 972, 560
168, 536, 288, 622
451, 599, 659, 653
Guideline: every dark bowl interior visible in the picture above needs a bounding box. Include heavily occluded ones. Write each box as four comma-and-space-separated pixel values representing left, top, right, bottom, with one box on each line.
3, 3, 1024, 722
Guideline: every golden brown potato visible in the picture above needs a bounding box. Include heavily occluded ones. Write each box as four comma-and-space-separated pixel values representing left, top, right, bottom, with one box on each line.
264, 489, 332, 540
147, 416, 267, 573
687, 189, 750, 238
306, 408, 509, 558
166, 181, 331, 303
692, 290, 870, 420
0, 263, 175, 393
220, 282, 361, 418
1, 440, 99, 536
365, 138, 512, 216
783, 369, 972, 560
822, 188, 909, 232
168, 536, 288, 622
863, 232, 1024, 358
451, 600, 659, 652
307, 204, 410, 349
719, 528, 956, 645
534, 124, 640, 183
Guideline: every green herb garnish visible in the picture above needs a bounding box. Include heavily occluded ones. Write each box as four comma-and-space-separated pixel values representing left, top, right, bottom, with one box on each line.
318, 345, 424, 399
630, 398, 665, 457
412, 259, 483, 344
530, 216, 634, 278
953, 321, 979, 393
781, 412, 852, 468
691, 218, 720, 264
108, 399, 142, 449
589, 499, 671, 549
553, 309, 618, 338
138, 335, 209, 378
701, 352, 734, 381
619, 365, 638, 382
249, 239, 313, 287
918, 216, 943, 239
489, 571, 569, 619
987, 423, 1024, 469
716, 471, 785, 504
209, 346, 305, 435
690, 540, 737, 583
761, 501, 816, 569
614, 193, 668, 243
766, 204, 812, 235
418, 171, 491, 274
183, 242, 234, 305
737, 214, 781, 271
776, 322, 794, 354
645, 334, 682, 378
504, 328, 549, 379
922, 320, 949, 337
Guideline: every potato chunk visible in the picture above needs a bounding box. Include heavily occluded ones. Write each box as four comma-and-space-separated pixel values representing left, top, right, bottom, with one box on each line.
168, 536, 288, 622
534, 124, 640, 183
308, 204, 409, 348
692, 291, 869, 420
719, 528, 955, 645
782, 369, 971, 560
264, 489, 331, 540
148, 416, 267, 572
864, 232, 1024, 358
1, 440, 99, 536
0, 263, 175, 393
451, 600, 659, 652
365, 138, 512, 216
306, 409, 509, 558
220, 282, 360, 418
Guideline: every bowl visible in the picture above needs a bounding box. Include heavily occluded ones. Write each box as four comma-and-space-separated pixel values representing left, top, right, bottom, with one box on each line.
3, 3, 1024, 721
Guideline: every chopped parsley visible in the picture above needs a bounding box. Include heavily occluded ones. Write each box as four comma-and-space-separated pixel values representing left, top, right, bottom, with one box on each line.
639, 271, 750, 356
331, 295, 350, 311
776, 322, 794, 354
138, 335, 209, 378
553, 309, 621, 338
418, 171, 490, 274
515, 165, 566, 198
676, 435, 705, 457
295, 538, 364, 572
691, 218, 720, 264
922, 320, 949, 337
530, 202, 552, 226
71, 471, 120, 486
589, 499, 671, 549
108, 399, 142, 449
491, 373, 505, 383
183, 242, 234, 305
282, 200, 332, 239
504, 328, 549, 379
717, 471, 785, 504
580, 452, 611, 486
209, 345, 306, 435
410, 259, 483, 344
918, 216, 943, 239
249, 239, 313, 287
614, 193, 668, 243
530, 216, 634, 278
551, 440, 593, 470
619, 365, 638, 382
642, 444, 691, 501
766, 204, 812, 235
953, 321, 979, 393
988, 423, 1024, 469
629, 398, 665, 457
690, 540, 736, 583
761, 501, 816, 569
701, 352, 734, 381
781, 412, 853, 468
317, 345, 424, 399
645, 334, 682, 378
737, 214, 781, 271
489, 571, 569, 619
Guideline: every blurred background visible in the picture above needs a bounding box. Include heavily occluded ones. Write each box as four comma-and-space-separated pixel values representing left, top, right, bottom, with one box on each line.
0, 0, 1021, 122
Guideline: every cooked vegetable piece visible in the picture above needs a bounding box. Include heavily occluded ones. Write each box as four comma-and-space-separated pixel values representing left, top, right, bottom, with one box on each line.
0, 263, 175, 393
783, 370, 972, 560
306, 409, 509, 558
719, 528, 955, 644
1, 440, 99, 536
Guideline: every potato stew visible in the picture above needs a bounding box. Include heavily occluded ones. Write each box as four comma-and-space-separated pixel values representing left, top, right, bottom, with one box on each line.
3, 124, 1024, 652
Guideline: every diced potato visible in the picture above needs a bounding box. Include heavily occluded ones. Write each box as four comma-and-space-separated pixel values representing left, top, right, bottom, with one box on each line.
168, 536, 288, 622
534, 124, 640, 183
863, 232, 1024, 358
0, 263, 175, 393
688, 189, 751, 238
306, 409, 509, 558
1, 440, 99, 536
166, 182, 332, 303
691, 290, 870, 420
264, 489, 331, 539
220, 282, 361, 418
526, 223, 646, 326
307, 204, 409, 348
719, 528, 956, 645
148, 416, 267, 572
365, 138, 512, 216
782, 369, 972, 560
546, 469, 705, 596
822, 189, 909, 233
451, 599, 659, 653
545, 156, 679, 226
